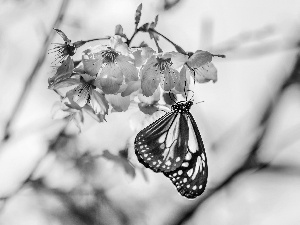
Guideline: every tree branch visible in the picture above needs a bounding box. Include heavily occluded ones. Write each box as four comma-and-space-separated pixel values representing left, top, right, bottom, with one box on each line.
2, 0, 70, 142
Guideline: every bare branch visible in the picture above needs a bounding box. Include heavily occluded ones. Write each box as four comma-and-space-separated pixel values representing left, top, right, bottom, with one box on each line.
2, 0, 70, 142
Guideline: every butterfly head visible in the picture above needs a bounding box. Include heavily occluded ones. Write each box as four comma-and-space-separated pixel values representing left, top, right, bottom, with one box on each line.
171, 100, 193, 113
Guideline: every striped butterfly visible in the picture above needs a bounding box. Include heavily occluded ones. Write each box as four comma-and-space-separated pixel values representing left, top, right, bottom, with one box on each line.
134, 94, 208, 199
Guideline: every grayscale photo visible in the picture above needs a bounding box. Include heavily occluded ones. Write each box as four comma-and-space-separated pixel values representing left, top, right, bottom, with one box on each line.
0, 0, 299, 224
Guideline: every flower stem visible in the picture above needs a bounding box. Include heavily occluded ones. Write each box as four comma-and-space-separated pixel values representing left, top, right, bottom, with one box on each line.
85, 37, 110, 42
127, 28, 141, 46
153, 37, 163, 53
149, 28, 187, 54
212, 54, 226, 58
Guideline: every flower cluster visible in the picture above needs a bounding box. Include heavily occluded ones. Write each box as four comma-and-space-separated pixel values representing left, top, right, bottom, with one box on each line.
48, 4, 224, 127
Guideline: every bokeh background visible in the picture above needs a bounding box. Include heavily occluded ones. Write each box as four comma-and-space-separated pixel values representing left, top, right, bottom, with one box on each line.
1, 0, 300, 224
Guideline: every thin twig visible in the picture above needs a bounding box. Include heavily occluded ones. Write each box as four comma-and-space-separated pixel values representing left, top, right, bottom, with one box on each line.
149, 28, 186, 54
127, 28, 140, 46
2, 0, 70, 142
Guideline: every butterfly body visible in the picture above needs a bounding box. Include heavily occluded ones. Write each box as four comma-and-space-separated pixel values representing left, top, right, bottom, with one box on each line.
134, 99, 208, 199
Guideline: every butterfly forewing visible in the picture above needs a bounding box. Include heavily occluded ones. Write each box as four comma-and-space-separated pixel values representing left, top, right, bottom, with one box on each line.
164, 113, 208, 199
134, 111, 189, 173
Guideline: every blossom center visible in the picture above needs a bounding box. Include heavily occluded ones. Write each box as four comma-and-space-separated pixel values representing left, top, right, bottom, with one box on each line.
101, 50, 119, 63
76, 83, 92, 103
155, 57, 173, 72
64, 44, 76, 56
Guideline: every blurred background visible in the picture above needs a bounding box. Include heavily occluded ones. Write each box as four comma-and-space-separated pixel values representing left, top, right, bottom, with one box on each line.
1, 0, 300, 224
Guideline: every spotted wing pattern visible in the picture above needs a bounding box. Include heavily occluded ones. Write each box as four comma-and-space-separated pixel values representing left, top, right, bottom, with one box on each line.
134, 100, 208, 199
134, 111, 189, 173
163, 113, 207, 199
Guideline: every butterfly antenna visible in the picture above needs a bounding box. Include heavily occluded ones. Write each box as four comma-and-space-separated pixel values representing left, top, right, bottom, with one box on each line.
184, 89, 194, 101
194, 100, 204, 105
157, 109, 168, 113
189, 89, 195, 101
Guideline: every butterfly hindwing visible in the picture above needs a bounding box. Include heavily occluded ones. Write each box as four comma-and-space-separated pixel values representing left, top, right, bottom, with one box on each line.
164, 112, 208, 199
134, 111, 189, 173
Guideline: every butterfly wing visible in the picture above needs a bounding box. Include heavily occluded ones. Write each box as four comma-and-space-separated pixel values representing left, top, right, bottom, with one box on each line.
164, 112, 208, 199
134, 111, 189, 173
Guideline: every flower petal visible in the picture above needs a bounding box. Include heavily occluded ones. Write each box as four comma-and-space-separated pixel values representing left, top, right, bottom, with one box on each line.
110, 35, 130, 55
116, 55, 138, 82
140, 56, 161, 97
51, 101, 71, 119
106, 93, 130, 112
83, 104, 106, 122
193, 62, 218, 83
160, 67, 179, 91
48, 56, 74, 85
52, 101, 84, 131
138, 87, 160, 105
82, 48, 104, 76
90, 90, 109, 115
121, 80, 141, 97
138, 103, 159, 115
71, 84, 91, 107
81, 73, 95, 83
175, 66, 190, 93
132, 47, 155, 67
187, 50, 212, 68
96, 63, 123, 94
73, 62, 85, 73
49, 78, 81, 90
169, 51, 188, 69
117, 83, 128, 93
65, 90, 83, 110
72, 111, 84, 132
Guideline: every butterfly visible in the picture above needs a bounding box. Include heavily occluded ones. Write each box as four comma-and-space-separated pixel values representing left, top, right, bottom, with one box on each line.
134, 96, 208, 199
